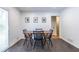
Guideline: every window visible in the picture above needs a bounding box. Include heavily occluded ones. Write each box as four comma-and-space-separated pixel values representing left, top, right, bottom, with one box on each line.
0, 8, 8, 51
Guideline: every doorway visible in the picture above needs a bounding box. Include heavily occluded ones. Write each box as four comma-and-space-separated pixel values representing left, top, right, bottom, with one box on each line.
51, 16, 60, 38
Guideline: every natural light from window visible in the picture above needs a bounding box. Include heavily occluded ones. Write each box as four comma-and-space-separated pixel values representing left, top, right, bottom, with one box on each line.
0, 8, 8, 52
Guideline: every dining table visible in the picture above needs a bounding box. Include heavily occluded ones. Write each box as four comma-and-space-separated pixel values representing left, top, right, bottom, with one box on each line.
23, 30, 53, 48
26, 30, 49, 35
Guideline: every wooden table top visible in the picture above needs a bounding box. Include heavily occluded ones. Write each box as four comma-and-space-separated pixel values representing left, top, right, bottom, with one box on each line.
26, 31, 49, 33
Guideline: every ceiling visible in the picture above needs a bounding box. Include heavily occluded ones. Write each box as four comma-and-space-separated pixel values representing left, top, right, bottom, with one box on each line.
17, 7, 66, 12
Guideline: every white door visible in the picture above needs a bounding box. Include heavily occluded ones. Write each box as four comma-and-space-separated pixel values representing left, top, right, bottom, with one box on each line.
0, 8, 8, 52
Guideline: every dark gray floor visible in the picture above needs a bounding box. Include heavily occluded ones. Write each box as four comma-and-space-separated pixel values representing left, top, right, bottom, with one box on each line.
5, 39, 79, 52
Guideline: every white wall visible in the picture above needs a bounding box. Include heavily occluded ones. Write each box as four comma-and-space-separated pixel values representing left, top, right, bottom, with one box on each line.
2, 7, 21, 47
20, 12, 59, 38
20, 12, 59, 31
60, 7, 79, 48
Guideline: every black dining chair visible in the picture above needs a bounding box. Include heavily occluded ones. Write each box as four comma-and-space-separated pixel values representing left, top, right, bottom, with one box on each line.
33, 30, 45, 49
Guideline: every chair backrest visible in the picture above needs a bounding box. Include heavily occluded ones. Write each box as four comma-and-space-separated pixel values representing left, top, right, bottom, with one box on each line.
36, 28, 43, 31
23, 29, 29, 38
33, 30, 44, 40
47, 29, 53, 39
23, 29, 27, 34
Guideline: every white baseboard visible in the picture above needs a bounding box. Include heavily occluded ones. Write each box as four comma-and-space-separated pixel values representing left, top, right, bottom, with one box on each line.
9, 39, 21, 47
3, 39, 22, 52
60, 36, 79, 49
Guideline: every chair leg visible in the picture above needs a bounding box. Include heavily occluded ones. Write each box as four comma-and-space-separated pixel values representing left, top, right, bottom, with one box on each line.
23, 41, 25, 46
26, 39, 29, 48
30, 38, 33, 46
33, 40, 36, 49
41, 40, 44, 49
49, 39, 53, 46
23, 39, 27, 46
27, 38, 32, 48
46, 39, 49, 48
43, 39, 46, 46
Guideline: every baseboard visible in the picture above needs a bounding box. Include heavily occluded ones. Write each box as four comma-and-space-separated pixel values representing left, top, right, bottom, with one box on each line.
4, 39, 22, 52
10, 39, 21, 47
60, 36, 79, 49
1, 47, 9, 52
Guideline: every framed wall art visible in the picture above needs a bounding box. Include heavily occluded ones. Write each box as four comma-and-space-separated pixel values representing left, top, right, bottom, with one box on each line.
25, 17, 30, 23
42, 17, 46, 23
33, 17, 38, 23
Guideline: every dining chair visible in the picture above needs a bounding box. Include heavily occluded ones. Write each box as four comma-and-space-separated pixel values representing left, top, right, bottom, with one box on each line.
23, 29, 32, 47
33, 30, 45, 49
46, 29, 53, 47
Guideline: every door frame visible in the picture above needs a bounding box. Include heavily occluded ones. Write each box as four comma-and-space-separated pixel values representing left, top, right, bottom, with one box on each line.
51, 16, 60, 38
56, 16, 60, 37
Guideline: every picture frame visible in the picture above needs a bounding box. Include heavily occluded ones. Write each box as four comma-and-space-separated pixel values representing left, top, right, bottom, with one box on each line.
42, 17, 46, 23
25, 17, 30, 23
33, 17, 38, 23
